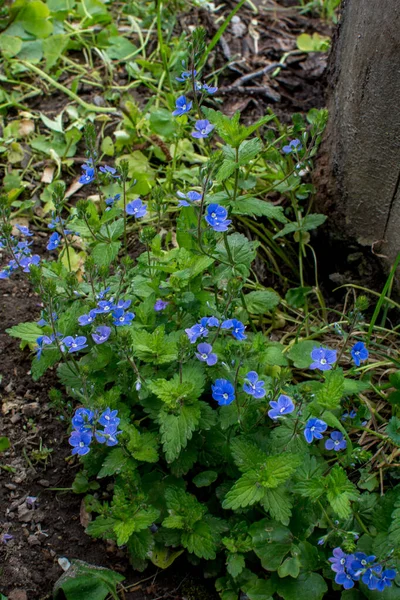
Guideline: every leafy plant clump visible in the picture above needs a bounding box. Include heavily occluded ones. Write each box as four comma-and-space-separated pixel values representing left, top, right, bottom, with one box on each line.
1, 29, 399, 600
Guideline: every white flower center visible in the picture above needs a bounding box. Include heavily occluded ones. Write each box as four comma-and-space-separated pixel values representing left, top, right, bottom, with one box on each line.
311, 426, 315, 432
201, 129, 207, 134
119, 317, 124, 321
320, 358, 327, 364
202, 353, 207, 359
182, 104, 186, 110
211, 212, 216, 218
79, 441, 85, 447
223, 393, 228, 400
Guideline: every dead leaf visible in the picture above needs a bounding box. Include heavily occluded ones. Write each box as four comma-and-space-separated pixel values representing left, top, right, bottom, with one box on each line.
19, 119, 35, 137
79, 498, 91, 528
65, 179, 84, 199
41, 165, 55, 184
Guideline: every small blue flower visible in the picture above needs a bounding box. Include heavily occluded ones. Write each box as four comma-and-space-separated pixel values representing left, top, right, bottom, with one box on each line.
112, 308, 135, 326
69, 429, 92, 455
62, 335, 88, 353
282, 139, 302, 154
79, 162, 95, 184
310, 346, 337, 371
196, 343, 217, 366
342, 409, 357, 421
95, 424, 122, 446
16, 240, 32, 256
172, 95, 192, 116
212, 379, 235, 406
185, 320, 209, 343
99, 165, 119, 177
350, 341, 369, 366
105, 193, 121, 210
98, 408, 120, 428
48, 215, 63, 229
92, 326, 111, 344
376, 569, 396, 591
154, 299, 169, 311
268, 394, 294, 419
192, 119, 214, 139
116, 299, 131, 310
96, 287, 110, 300
202, 83, 218, 94
207, 316, 219, 327
78, 310, 97, 326
205, 204, 231, 232
47, 232, 61, 251
325, 431, 347, 451
19, 254, 40, 272
329, 548, 355, 574
126, 198, 147, 218
36, 335, 54, 359
72, 408, 94, 430
221, 318, 246, 340
16, 224, 33, 236
176, 69, 197, 82
177, 190, 202, 207
304, 417, 327, 443
243, 371, 266, 398
335, 572, 354, 590
95, 300, 116, 314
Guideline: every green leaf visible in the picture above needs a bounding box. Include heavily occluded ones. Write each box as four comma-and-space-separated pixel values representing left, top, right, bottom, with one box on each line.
387, 417, 400, 446
250, 519, 292, 571
105, 35, 136, 60
114, 507, 160, 545
181, 520, 219, 560
149, 108, 177, 138
53, 559, 124, 600
86, 516, 116, 539
261, 454, 302, 488
230, 438, 266, 472
316, 368, 345, 409
193, 470, 218, 487
226, 553, 245, 578
245, 579, 274, 600
237, 138, 262, 164
222, 471, 265, 510
287, 340, 315, 368
57, 362, 82, 389
326, 465, 359, 519
278, 556, 301, 578
243, 290, 280, 314
101, 136, 114, 156
97, 448, 130, 479
273, 214, 327, 239
43, 34, 68, 68
388, 497, 400, 546
31, 348, 61, 380
0, 35, 22, 57
232, 197, 287, 223
343, 379, 371, 394
6, 322, 43, 343
91, 241, 121, 267
285, 286, 313, 308
0, 437, 10, 452
131, 326, 177, 364
18, 0, 53, 38
260, 487, 293, 526
158, 403, 201, 463
276, 572, 327, 600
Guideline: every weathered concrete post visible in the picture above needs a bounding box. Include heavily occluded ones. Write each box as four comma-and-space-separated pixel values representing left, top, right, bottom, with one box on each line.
317, 0, 400, 271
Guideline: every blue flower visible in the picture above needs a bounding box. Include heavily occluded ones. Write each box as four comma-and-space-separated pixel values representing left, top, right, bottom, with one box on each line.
282, 139, 302, 154
16, 224, 33, 237
172, 95, 192, 116
16, 240, 32, 256
72, 408, 94, 430
116, 299, 131, 310
342, 409, 357, 421
99, 165, 119, 177
335, 572, 354, 590
202, 83, 218, 94
69, 429, 92, 455
185, 319, 209, 343
268, 394, 294, 419
96, 287, 110, 300
95, 300, 116, 314
126, 198, 147, 218
19, 254, 40, 272
329, 548, 355, 574
377, 569, 396, 591
304, 417, 327, 443
310, 346, 337, 371
207, 316, 219, 327
212, 379, 235, 406
221, 319, 246, 340
176, 69, 197, 82
47, 232, 61, 251
205, 204, 232, 232
350, 341, 369, 366
350, 553, 377, 574
154, 299, 169, 311
48, 215, 63, 229
62, 335, 88, 353
95, 424, 122, 446
36, 335, 54, 359
79, 163, 95, 184
98, 408, 120, 428
78, 310, 97, 326
196, 342, 217, 366
105, 193, 121, 210
112, 308, 135, 326
325, 431, 347, 451
243, 371, 266, 398
177, 190, 202, 207
92, 326, 111, 344
192, 119, 214, 139
37, 312, 57, 327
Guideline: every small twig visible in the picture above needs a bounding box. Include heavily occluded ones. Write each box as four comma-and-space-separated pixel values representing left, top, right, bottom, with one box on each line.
231, 62, 286, 87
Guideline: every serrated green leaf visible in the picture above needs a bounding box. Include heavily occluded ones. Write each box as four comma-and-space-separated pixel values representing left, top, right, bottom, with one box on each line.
6, 322, 43, 343
181, 520, 219, 560
131, 326, 177, 364
387, 417, 400, 446
114, 507, 160, 545
326, 465, 359, 519
230, 438, 266, 472
232, 197, 287, 223
91, 241, 121, 267
316, 368, 344, 409
226, 553, 245, 577
273, 214, 327, 239
158, 403, 201, 463
97, 448, 131, 479
222, 471, 265, 510
260, 487, 293, 526
243, 289, 280, 314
